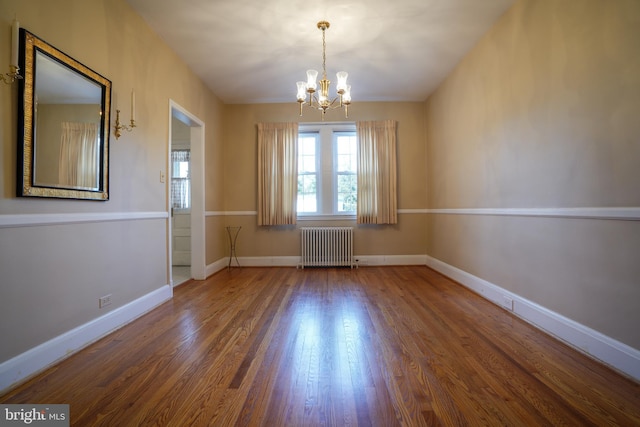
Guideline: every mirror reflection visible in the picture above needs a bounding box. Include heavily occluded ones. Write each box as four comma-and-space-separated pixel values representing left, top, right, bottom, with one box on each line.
18, 29, 111, 200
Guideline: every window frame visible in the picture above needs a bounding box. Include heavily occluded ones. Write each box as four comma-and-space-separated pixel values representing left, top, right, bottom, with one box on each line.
297, 122, 357, 220
297, 132, 321, 215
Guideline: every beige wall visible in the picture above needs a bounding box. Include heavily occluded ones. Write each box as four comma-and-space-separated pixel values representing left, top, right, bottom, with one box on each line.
0, 0, 224, 362
221, 102, 428, 258
425, 0, 640, 348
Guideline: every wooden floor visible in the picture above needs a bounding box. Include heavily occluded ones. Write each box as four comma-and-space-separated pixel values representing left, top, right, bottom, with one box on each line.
2, 266, 639, 426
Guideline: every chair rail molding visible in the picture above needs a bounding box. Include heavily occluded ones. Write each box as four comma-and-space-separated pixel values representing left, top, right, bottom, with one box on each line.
0, 211, 168, 229
426, 207, 640, 221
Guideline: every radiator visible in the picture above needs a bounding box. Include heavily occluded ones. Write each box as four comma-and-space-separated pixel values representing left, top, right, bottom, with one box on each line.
300, 227, 354, 268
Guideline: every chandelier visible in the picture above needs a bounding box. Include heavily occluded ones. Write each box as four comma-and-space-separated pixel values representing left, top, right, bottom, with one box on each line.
296, 21, 351, 119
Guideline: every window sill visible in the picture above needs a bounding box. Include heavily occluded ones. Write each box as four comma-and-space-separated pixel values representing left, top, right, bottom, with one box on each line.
297, 214, 356, 221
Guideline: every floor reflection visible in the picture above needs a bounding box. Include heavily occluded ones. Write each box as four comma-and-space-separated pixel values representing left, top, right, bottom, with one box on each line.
281, 281, 372, 424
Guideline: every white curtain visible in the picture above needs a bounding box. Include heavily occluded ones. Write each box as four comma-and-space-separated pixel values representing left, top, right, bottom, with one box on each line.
257, 122, 298, 225
356, 120, 398, 224
59, 122, 99, 189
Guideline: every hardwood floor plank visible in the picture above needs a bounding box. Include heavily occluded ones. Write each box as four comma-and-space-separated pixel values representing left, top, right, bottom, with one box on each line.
2, 266, 639, 426
225, 276, 297, 425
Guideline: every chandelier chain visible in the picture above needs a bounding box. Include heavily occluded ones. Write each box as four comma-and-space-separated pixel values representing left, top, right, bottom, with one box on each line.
322, 27, 327, 79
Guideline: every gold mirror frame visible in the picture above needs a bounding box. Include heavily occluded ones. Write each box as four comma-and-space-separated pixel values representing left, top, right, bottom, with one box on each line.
17, 29, 111, 200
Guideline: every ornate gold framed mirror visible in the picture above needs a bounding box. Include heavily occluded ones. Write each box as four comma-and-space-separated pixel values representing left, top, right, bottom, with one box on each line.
17, 29, 112, 200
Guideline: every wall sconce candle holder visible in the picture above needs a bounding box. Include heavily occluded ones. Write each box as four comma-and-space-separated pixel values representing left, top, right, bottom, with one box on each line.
114, 90, 136, 139
3, 18, 22, 85
1, 65, 22, 84
114, 109, 136, 139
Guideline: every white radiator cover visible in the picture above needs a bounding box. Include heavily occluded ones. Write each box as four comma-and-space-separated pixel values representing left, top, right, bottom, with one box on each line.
300, 227, 353, 268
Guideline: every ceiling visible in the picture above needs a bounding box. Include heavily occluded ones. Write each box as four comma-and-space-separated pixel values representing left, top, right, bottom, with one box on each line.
126, 0, 516, 104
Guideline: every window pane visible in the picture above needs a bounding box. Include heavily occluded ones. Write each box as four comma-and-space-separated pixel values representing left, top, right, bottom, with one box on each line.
300, 136, 316, 154
336, 134, 357, 172
297, 134, 318, 213
337, 174, 357, 212
335, 132, 357, 213
301, 156, 316, 173
298, 174, 316, 193
297, 174, 317, 212
171, 150, 191, 209
173, 161, 189, 178
298, 135, 316, 173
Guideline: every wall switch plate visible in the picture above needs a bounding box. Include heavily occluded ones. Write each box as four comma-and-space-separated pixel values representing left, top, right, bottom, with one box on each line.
160, 171, 165, 183
99, 294, 112, 308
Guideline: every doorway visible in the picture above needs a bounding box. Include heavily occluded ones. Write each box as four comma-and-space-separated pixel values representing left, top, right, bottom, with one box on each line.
169, 100, 205, 286
170, 119, 191, 285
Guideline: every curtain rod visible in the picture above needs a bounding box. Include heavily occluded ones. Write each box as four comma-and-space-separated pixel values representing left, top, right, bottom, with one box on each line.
298, 121, 355, 126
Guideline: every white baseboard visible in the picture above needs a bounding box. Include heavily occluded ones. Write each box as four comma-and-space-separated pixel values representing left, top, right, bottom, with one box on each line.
206, 255, 428, 270
0, 285, 172, 394
354, 254, 427, 266
207, 256, 300, 270
241, 256, 300, 267
425, 255, 640, 382
206, 258, 230, 277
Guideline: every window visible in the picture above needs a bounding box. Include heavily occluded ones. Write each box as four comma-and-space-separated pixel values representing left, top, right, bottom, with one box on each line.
171, 150, 190, 210
335, 132, 357, 212
297, 133, 318, 213
297, 124, 357, 216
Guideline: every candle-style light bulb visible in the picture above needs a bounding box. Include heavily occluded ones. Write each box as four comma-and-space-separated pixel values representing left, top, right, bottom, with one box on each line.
336, 71, 348, 94
296, 81, 306, 102
306, 70, 318, 92
11, 18, 19, 68
131, 90, 136, 122
342, 85, 352, 104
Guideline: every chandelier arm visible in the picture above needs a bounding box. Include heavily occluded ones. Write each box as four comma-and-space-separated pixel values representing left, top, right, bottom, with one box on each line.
328, 96, 343, 109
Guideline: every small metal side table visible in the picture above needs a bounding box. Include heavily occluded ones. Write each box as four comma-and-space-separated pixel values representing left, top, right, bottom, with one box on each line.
226, 226, 241, 270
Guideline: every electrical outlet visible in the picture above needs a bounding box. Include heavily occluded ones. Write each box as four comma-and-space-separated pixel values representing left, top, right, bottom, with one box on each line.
502, 296, 514, 311
99, 294, 112, 308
